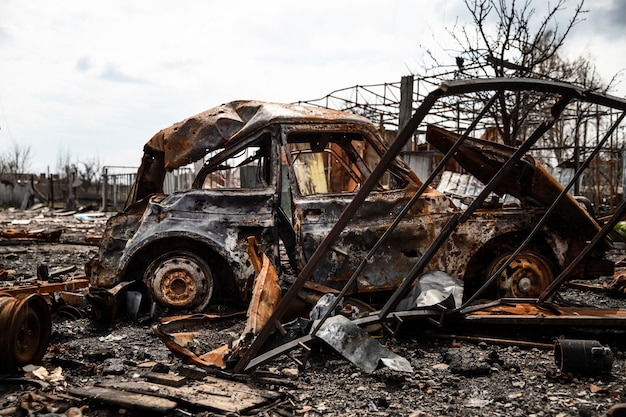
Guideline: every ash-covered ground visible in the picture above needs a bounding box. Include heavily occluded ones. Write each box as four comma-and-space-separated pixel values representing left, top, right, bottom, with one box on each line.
1, 207, 626, 417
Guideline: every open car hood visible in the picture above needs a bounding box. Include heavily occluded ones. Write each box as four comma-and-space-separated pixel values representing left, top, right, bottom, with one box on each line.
425, 125, 600, 237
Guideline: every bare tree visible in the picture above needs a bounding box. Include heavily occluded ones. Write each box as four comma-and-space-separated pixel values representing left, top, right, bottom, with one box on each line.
425, 0, 598, 145
56, 147, 74, 180
413, 0, 626, 207
56, 148, 102, 191
1, 140, 33, 182
78, 157, 101, 192
446, 0, 585, 77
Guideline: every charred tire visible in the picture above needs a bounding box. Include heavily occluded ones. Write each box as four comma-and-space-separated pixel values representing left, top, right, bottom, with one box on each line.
143, 251, 214, 312
488, 250, 555, 298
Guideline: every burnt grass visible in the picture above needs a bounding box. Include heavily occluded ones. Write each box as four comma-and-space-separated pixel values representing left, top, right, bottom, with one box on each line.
1, 207, 626, 417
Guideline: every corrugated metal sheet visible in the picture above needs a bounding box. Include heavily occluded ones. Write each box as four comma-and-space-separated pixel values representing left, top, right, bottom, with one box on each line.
436, 171, 520, 208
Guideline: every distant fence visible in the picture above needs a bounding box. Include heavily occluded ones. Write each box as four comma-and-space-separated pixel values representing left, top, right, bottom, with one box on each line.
0, 173, 95, 209
100, 167, 136, 212
163, 167, 195, 195
0, 178, 33, 208
101, 166, 194, 212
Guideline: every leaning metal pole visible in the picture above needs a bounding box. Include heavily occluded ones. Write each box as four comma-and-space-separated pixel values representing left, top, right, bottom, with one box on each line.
235, 78, 626, 373
462, 111, 626, 308
378, 95, 573, 319
233, 84, 443, 373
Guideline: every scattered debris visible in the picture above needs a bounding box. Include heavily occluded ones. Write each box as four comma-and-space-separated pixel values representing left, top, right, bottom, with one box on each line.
145, 371, 187, 387
153, 237, 281, 369
554, 339, 614, 375
69, 386, 178, 414
315, 314, 413, 373
605, 269, 626, 295
98, 377, 284, 414
0, 228, 62, 243
395, 270, 464, 311
22, 365, 65, 385
0, 277, 89, 297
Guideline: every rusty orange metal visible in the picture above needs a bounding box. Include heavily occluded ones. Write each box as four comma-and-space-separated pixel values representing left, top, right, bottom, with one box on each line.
425, 124, 600, 237
0, 277, 89, 297
243, 237, 282, 335
152, 238, 281, 370
0, 228, 63, 242
0, 292, 52, 372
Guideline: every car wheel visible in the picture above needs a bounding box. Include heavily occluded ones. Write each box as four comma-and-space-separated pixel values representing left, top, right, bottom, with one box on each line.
487, 250, 555, 298
143, 251, 214, 312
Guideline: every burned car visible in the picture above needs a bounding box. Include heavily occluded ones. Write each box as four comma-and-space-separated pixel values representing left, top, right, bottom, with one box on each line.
87, 84, 614, 317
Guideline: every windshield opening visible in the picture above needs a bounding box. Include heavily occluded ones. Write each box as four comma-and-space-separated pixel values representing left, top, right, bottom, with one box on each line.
287, 131, 407, 196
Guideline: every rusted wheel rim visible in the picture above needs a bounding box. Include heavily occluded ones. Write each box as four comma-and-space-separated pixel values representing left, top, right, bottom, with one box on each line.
0, 293, 51, 371
14, 301, 44, 363
145, 252, 213, 311
489, 251, 555, 298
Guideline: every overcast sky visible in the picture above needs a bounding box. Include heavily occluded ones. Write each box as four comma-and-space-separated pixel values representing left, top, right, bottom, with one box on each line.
1, 0, 624, 174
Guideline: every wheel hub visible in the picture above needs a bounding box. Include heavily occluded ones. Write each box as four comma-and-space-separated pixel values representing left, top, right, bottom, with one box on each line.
490, 251, 554, 298
146, 254, 213, 311
517, 276, 533, 294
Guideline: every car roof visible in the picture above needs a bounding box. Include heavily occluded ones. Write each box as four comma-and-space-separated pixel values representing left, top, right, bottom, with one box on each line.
145, 100, 376, 170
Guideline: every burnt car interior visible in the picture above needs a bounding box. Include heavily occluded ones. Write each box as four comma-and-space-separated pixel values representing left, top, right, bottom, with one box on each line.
193, 133, 273, 190
285, 131, 407, 195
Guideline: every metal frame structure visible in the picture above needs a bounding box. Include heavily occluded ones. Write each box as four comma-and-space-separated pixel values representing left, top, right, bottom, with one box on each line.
234, 78, 626, 373
301, 74, 626, 213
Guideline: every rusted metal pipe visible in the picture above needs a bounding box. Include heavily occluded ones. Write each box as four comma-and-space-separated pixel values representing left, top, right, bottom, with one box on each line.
0, 293, 51, 373
432, 333, 554, 350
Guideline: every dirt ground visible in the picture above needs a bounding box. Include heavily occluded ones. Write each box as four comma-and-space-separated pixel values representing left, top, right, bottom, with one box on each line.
2, 206, 626, 417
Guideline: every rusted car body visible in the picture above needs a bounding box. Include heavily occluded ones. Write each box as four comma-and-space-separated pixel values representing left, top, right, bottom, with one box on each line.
87, 83, 614, 316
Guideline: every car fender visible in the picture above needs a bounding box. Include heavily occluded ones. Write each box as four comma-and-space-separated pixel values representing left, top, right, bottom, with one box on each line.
118, 227, 253, 290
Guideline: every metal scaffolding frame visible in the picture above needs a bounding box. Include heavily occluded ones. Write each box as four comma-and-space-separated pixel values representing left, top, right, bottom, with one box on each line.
235, 78, 626, 373
300, 73, 626, 211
